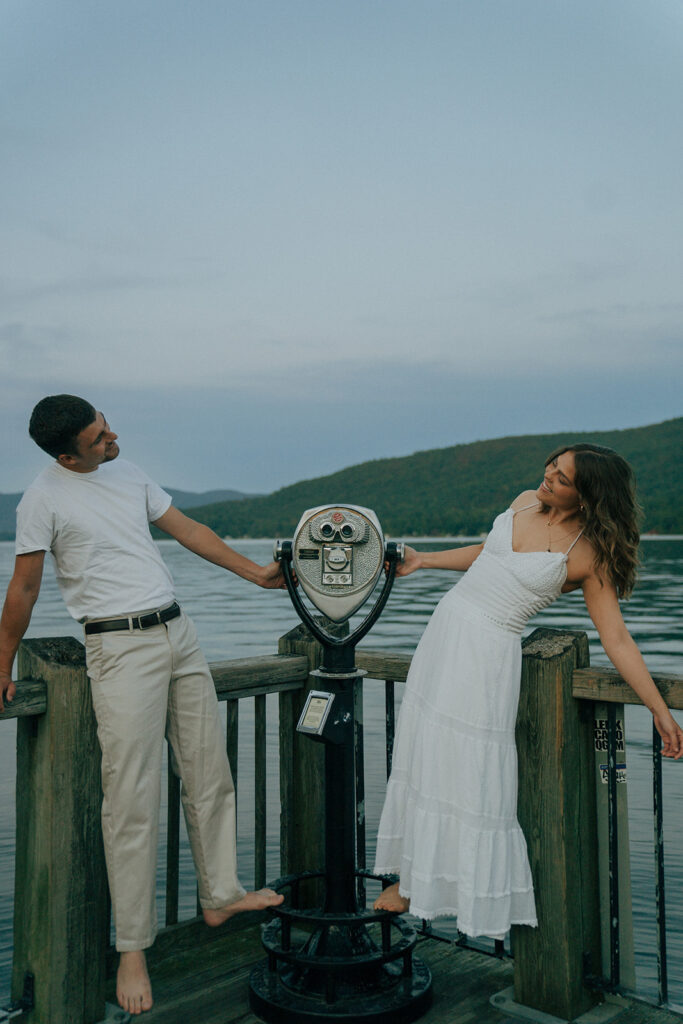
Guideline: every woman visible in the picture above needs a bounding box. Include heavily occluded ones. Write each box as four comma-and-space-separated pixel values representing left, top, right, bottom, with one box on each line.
373, 444, 682, 938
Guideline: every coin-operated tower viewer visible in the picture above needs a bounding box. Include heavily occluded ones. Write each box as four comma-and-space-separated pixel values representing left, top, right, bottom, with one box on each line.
249, 505, 433, 1024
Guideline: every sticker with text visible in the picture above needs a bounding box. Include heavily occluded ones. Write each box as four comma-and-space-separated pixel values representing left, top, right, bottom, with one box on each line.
598, 764, 627, 784
594, 718, 624, 753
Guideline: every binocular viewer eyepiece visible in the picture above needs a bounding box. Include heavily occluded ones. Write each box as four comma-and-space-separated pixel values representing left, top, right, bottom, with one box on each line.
274, 504, 404, 623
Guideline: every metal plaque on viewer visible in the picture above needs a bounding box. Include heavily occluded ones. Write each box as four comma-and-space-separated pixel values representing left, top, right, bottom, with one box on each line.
296, 691, 335, 736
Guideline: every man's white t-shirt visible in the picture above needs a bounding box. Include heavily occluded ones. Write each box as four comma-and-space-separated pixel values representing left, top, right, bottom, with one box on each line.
16, 458, 175, 621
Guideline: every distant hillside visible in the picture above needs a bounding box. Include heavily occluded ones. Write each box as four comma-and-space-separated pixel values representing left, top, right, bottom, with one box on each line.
185, 418, 683, 537
0, 485, 253, 540
164, 487, 257, 508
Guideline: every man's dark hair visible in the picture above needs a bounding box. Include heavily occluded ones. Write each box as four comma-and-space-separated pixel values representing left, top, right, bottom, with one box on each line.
29, 395, 97, 459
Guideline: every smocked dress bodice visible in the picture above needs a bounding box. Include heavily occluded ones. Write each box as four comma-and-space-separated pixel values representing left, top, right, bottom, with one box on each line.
447, 507, 575, 635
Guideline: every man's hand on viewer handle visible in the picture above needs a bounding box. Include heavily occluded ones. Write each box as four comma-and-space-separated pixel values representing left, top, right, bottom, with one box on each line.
0, 670, 16, 714
258, 561, 287, 589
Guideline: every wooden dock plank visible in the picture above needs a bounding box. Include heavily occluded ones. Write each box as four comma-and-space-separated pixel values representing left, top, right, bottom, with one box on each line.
107, 920, 683, 1024
107, 922, 517, 1024
613, 1005, 683, 1024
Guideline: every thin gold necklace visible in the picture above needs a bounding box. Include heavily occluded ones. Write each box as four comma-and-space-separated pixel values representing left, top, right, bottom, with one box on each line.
546, 516, 580, 552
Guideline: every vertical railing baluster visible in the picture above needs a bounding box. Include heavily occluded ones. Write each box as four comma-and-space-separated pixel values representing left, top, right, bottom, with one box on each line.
255, 694, 267, 889
607, 704, 620, 987
225, 698, 239, 808
165, 757, 181, 926
652, 721, 668, 1005
355, 682, 366, 906
385, 680, 395, 779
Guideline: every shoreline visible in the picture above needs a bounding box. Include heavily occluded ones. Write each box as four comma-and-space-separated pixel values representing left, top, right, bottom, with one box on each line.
219, 534, 683, 544
1, 534, 682, 544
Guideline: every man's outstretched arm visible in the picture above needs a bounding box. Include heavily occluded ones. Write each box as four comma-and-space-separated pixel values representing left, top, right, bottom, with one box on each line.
0, 551, 45, 712
152, 507, 284, 588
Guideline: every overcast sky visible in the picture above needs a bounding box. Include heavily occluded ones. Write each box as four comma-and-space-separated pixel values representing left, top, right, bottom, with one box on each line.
2, 0, 682, 494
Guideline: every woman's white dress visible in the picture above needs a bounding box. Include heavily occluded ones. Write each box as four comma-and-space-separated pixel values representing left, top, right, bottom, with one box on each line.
374, 505, 578, 938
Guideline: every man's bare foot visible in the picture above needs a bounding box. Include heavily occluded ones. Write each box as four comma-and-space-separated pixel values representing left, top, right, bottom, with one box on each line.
374, 882, 410, 914
117, 950, 153, 1015
202, 887, 284, 927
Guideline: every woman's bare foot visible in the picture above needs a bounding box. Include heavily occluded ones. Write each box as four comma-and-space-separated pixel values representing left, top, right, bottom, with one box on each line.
117, 950, 153, 1015
374, 882, 410, 913
202, 887, 284, 927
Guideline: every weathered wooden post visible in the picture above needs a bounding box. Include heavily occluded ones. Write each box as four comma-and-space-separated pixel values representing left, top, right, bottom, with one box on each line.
512, 628, 601, 1020
277, 624, 327, 901
13, 637, 108, 1024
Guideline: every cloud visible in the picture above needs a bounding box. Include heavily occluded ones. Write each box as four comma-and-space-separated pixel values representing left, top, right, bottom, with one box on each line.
0, 273, 181, 307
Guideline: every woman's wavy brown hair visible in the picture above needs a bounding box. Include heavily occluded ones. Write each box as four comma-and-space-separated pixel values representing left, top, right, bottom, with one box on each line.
544, 443, 642, 598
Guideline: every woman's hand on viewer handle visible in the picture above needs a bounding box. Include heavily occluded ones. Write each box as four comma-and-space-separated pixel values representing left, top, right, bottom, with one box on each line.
395, 546, 422, 577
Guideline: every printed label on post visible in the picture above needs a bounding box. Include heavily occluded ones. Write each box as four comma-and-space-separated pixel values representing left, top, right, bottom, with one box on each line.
598, 763, 627, 784
593, 718, 625, 753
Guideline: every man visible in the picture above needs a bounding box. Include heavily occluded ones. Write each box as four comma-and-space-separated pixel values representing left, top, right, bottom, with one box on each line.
0, 395, 284, 1016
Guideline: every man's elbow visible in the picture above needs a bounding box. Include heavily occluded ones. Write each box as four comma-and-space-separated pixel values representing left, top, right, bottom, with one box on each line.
9, 578, 41, 609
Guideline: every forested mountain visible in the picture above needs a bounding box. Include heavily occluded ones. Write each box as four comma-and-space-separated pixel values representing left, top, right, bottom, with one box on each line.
164, 487, 256, 508
2, 419, 680, 541
184, 418, 683, 537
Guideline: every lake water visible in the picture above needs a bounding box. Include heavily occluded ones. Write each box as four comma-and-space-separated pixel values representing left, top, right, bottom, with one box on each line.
1, 537, 682, 1006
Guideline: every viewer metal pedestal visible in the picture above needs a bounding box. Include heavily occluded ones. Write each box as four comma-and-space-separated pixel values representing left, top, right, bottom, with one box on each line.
249, 535, 432, 1023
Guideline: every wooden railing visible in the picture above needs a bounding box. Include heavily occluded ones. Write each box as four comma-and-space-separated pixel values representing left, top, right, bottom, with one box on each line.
4, 634, 312, 1024
358, 629, 683, 1019
573, 661, 683, 1010
2, 626, 682, 1023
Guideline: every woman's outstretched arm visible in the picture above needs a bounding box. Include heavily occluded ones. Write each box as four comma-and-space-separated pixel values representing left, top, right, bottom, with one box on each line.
582, 572, 683, 759
397, 542, 484, 577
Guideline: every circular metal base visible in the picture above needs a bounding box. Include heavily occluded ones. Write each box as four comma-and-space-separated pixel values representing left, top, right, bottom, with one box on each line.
310, 667, 368, 680
249, 957, 432, 1024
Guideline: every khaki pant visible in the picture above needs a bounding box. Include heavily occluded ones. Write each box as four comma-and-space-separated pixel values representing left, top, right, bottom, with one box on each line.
85, 609, 245, 951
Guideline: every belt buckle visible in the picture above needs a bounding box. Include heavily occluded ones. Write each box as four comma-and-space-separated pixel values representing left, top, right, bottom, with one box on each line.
138, 609, 163, 630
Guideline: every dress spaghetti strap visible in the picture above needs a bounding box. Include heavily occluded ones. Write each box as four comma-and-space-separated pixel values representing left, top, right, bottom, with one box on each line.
511, 501, 541, 515
565, 529, 584, 555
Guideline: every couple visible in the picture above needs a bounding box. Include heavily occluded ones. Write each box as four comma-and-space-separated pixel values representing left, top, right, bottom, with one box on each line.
2, 398, 681, 1014
0, 394, 286, 1016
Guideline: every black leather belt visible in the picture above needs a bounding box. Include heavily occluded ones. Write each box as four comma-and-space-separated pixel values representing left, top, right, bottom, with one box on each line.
85, 602, 181, 635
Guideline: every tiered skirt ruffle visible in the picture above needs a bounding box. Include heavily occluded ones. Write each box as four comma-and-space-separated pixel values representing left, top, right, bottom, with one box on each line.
373, 589, 538, 938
